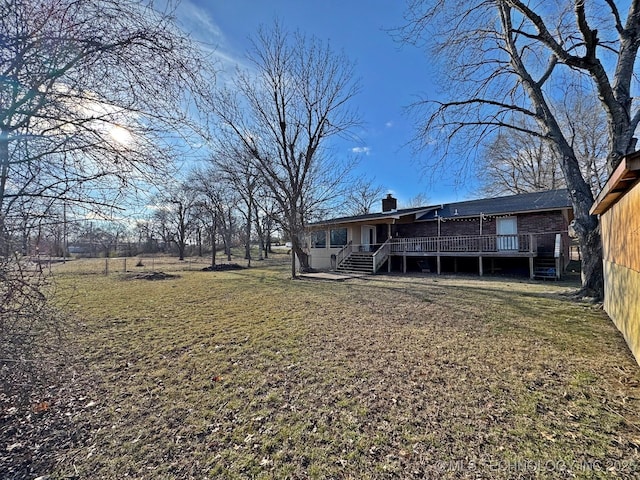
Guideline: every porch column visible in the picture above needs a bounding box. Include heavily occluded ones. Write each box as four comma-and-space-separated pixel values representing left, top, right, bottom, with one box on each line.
479, 256, 483, 276
529, 257, 535, 279
436, 255, 441, 275
403, 255, 407, 273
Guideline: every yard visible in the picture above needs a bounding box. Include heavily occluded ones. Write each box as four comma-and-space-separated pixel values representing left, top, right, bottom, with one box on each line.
3, 255, 640, 479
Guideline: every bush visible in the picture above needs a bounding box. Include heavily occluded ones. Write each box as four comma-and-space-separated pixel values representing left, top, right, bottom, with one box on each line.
0, 255, 65, 407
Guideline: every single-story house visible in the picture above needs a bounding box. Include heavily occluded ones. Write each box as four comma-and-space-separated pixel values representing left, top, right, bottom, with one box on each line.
306, 189, 574, 279
590, 151, 640, 364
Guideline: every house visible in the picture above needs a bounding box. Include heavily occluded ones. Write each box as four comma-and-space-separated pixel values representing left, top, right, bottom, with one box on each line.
306, 189, 574, 279
590, 151, 640, 363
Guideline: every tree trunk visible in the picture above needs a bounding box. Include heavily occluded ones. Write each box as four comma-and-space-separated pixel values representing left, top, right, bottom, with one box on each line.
177, 237, 185, 260
254, 204, 264, 261
210, 215, 217, 267
579, 221, 604, 297
291, 231, 310, 278
0, 129, 9, 256
227, 209, 233, 261
294, 244, 310, 273
561, 149, 604, 299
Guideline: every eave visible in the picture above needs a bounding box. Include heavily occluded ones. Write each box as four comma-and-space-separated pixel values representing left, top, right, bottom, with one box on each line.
590, 151, 640, 215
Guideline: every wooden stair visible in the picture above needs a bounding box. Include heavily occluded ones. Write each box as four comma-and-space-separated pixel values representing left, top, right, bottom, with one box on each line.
533, 256, 559, 280
336, 252, 374, 274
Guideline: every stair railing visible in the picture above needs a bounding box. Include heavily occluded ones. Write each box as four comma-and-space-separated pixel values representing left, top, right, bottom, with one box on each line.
335, 241, 353, 270
372, 238, 392, 273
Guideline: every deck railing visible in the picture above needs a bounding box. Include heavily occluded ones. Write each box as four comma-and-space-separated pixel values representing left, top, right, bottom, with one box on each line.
390, 234, 535, 254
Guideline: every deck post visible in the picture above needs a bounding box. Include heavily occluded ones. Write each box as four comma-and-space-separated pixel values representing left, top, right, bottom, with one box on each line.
479, 256, 483, 276
403, 255, 407, 273
436, 234, 441, 275
529, 257, 534, 279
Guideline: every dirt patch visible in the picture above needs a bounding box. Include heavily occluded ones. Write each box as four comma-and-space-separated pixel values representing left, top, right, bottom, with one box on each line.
125, 271, 179, 281
200, 263, 244, 271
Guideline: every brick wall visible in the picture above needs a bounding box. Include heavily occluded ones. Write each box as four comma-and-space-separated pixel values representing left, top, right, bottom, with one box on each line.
394, 211, 568, 238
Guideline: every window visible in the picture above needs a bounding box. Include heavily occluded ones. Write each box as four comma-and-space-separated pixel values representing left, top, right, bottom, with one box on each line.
330, 228, 347, 247
311, 230, 326, 248
497, 217, 518, 250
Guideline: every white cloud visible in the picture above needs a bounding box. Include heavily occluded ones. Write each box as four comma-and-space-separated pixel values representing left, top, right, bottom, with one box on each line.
385, 121, 393, 128
351, 146, 371, 155
177, 1, 225, 44
176, 1, 249, 75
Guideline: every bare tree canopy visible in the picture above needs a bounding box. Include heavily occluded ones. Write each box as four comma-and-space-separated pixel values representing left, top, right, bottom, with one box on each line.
478, 98, 608, 196
211, 21, 361, 277
479, 123, 565, 196
341, 178, 386, 215
0, 0, 214, 246
401, 0, 640, 298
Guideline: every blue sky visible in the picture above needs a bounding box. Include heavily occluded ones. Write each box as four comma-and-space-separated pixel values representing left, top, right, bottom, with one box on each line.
176, 0, 479, 206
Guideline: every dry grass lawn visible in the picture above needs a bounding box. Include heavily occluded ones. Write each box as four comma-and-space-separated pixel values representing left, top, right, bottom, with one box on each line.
3, 255, 640, 479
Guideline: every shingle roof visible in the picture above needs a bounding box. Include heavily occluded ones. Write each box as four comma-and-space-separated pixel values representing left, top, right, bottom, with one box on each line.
309, 205, 436, 227
417, 189, 572, 220
310, 189, 572, 226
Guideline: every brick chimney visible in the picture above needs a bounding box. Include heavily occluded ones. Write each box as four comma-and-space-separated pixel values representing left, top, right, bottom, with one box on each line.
382, 194, 397, 212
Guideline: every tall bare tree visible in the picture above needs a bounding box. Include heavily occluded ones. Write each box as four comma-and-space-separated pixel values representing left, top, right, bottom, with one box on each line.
190, 167, 240, 265
402, 0, 640, 298
212, 152, 263, 267
212, 22, 361, 277
400, 192, 431, 209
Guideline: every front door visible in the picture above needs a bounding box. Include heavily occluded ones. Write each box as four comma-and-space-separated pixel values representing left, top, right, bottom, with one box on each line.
361, 225, 375, 252
497, 217, 518, 251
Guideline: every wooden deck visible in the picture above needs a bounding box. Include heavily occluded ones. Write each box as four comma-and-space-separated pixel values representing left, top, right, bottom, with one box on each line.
389, 234, 536, 257
334, 233, 562, 278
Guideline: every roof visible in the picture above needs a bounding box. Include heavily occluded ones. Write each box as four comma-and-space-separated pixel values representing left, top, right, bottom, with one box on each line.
309, 205, 438, 227
590, 151, 640, 215
417, 189, 572, 221
310, 189, 572, 227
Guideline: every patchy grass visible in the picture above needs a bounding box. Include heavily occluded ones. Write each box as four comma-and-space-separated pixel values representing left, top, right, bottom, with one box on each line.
3, 259, 640, 479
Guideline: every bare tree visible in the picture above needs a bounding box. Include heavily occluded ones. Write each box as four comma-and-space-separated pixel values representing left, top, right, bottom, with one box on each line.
560, 93, 608, 195
190, 167, 241, 266
211, 22, 361, 277
0, 0, 213, 244
478, 99, 607, 196
401, 0, 640, 298
342, 178, 386, 215
400, 192, 431, 209
478, 125, 564, 196
154, 183, 198, 261
212, 152, 263, 267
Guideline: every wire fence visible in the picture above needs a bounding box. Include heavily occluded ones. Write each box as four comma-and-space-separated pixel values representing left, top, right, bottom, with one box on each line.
44, 250, 291, 276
